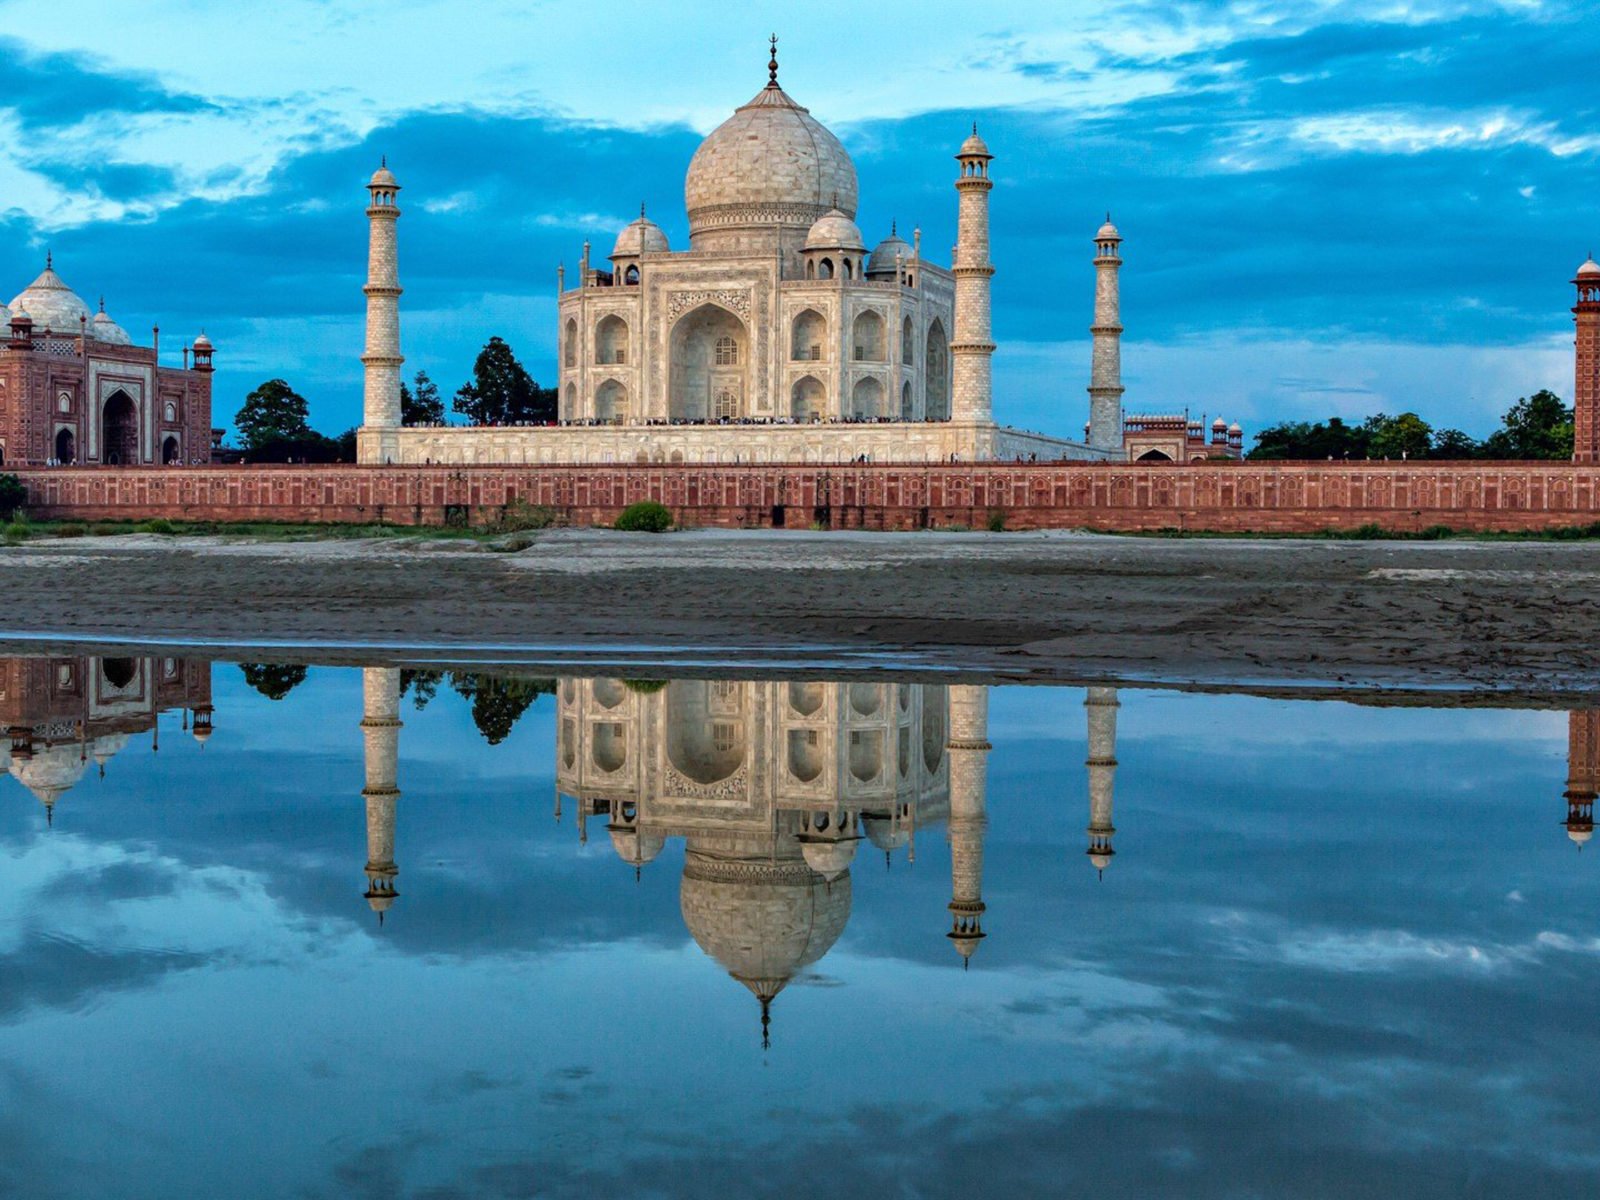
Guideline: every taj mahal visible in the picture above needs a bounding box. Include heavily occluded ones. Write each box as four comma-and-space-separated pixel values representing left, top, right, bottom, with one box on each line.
356, 42, 1243, 467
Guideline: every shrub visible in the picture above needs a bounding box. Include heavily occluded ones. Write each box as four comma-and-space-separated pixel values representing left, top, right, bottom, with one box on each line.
53, 523, 87, 538
986, 509, 1006, 532
0, 473, 25, 520
489, 499, 560, 534
89, 524, 120, 537
137, 518, 177, 535
2, 520, 31, 544
614, 500, 672, 532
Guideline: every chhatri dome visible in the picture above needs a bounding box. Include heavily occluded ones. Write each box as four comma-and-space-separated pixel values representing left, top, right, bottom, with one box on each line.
683, 37, 859, 250
866, 224, 912, 276
611, 209, 671, 259
1578, 256, 1600, 280
802, 207, 865, 251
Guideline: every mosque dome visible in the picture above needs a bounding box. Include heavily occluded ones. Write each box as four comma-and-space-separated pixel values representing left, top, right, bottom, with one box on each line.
609, 824, 666, 867
1229, 422, 1243, 434
611, 215, 671, 259
9, 260, 91, 332
867, 228, 912, 276
684, 71, 858, 242
680, 847, 852, 1003
803, 208, 865, 252
91, 303, 132, 345
1578, 257, 1600, 280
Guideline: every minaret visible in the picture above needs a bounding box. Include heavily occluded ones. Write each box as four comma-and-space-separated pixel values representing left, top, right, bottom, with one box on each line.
1087, 218, 1125, 453
358, 160, 404, 465
950, 127, 995, 430
1085, 687, 1119, 876
1564, 711, 1599, 849
1573, 256, 1600, 464
945, 685, 990, 964
360, 668, 402, 920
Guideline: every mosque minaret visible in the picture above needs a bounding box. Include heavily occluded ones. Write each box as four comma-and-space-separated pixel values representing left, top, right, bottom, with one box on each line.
1084, 687, 1119, 875
357, 162, 404, 466
360, 667, 402, 919
1087, 219, 1125, 452
949, 129, 996, 427
1573, 256, 1600, 464
945, 684, 990, 962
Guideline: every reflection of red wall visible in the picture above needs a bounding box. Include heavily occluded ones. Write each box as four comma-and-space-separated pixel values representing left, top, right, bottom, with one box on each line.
1568, 712, 1600, 799
0, 656, 210, 739
12, 462, 1600, 533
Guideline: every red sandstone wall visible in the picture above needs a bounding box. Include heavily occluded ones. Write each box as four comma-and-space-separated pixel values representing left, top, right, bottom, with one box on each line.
11, 462, 1600, 533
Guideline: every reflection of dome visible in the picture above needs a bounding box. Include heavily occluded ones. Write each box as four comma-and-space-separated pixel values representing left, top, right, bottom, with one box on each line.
862, 814, 910, 852
91, 733, 129, 768
611, 215, 670, 258
680, 848, 851, 1008
609, 824, 666, 867
803, 208, 864, 251
684, 78, 858, 241
1568, 826, 1593, 847
798, 837, 858, 882
10, 743, 89, 812
9, 260, 91, 332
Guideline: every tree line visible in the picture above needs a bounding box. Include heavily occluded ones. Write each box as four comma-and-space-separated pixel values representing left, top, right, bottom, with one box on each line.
231, 336, 555, 462
1247, 390, 1573, 461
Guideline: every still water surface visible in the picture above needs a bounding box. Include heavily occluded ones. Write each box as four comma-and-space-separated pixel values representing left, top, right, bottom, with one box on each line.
0, 656, 1596, 1198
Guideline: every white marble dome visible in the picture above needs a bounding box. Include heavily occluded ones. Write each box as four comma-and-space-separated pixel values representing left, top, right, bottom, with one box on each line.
92, 305, 132, 345
611, 215, 671, 259
803, 208, 864, 251
10, 743, 89, 809
867, 229, 912, 275
9, 261, 91, 332
798, 837, 857, 882
609, 824, 666, 866
684, 81, 858, 236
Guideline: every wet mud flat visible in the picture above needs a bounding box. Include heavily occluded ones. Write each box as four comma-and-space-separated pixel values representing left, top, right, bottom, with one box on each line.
0, 528, 1596, 697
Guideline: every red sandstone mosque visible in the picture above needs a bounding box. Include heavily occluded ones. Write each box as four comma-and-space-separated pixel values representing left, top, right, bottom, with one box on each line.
0, 257, 215, 467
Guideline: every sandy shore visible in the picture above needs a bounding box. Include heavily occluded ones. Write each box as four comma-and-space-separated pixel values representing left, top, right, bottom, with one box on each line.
0, 528, 1597, 698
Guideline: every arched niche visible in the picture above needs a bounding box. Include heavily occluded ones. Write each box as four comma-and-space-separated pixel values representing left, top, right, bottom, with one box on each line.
665, 680, 745, 785
669, 304, 746, 422
851, 377, 884, 420
596, 379, 628, 425
924, 320, 950, 421
791, 375, 825, 421
852, 311, 885, 362
790, 309, 826, 361
595, 315, 628, 365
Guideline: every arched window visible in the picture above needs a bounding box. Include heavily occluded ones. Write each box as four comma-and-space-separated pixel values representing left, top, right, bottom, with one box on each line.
563, 382, 576, 419
714, 336, 738, 366
900, 381, 913, 421
563, 318, 577, 368
790, 309, 826, 361
842, 258, 854, 280
714, 388, 738, 419
805, 259, 816, 280
818, 258, 834, 280
925, 320, 950, 420
623, 264, 640, 285
852, 310, 885, 362
595, 315, 628, 365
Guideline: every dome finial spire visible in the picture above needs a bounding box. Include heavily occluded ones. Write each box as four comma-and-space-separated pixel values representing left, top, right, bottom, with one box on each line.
768, 33, 779, 87
640, 200, 647, 219
45, 250, 52, 271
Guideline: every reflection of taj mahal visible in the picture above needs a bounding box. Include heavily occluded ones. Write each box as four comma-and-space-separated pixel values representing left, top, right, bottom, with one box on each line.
353, 668, 1123, 1040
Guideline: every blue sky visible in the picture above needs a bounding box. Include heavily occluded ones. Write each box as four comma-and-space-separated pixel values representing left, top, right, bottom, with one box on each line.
1, 0, 1594, 441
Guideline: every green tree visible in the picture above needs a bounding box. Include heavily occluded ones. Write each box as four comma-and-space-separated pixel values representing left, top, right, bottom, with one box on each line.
402, 370, 446, 425
1247, 417, 1368, 460
1363, 412, 1433, 460
235, 379, 313, 450
1481, 389, 1572, 460
1431, 428, 1480, 459
0, 474, 26, 520
453, 338, 557, 425
239, 663, 308, 701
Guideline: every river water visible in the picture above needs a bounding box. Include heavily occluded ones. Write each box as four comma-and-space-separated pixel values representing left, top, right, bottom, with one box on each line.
0, 656, 1595, 1197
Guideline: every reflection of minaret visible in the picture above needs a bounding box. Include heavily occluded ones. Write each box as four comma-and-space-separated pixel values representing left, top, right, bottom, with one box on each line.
945, 685, 989, 964
1085, 687, 1119, 876
360, 668, 402, 921
1564, 712, 1598, 849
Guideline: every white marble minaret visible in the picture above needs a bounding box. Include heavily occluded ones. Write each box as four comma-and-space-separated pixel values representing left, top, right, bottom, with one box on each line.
946, 685, 991, 963
1084, 687, 1118, 876
1087, 218, 1124, 453
950, 127, 995, 430
357, 161, 404, 465
360, 667, 402, 920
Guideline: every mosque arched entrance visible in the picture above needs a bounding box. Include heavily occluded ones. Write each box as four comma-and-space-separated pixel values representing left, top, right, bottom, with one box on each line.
101, 391, 138, 465
162, 436, 180, 464
54, 428, 75, 465
669, 304, 747, 422
1136, 449, 1173, 462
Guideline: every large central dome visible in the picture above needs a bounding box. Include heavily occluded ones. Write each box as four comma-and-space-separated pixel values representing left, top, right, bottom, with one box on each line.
684, 76, 858, 251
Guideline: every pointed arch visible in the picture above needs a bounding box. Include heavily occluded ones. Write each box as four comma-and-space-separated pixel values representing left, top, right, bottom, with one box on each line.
595, 314, 628, 365
669, 303, 747, 421
790, 309, 827, 361
924, 319, 950, 421
852, 310, 885, 362
791, 375, 826, 421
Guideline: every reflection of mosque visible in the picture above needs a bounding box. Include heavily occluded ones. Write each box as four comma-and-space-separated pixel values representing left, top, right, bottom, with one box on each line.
1, 655, 213, 822
355, 668, 1124, 1041
1565, 712, 1598, 848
